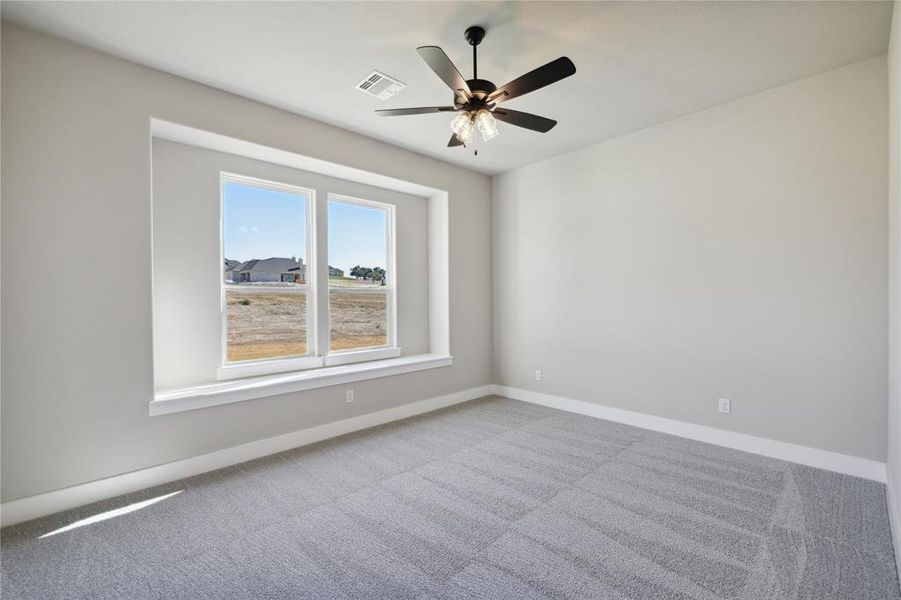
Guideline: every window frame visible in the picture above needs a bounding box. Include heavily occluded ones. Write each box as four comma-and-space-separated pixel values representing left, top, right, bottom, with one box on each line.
217, 172, 321, 380
215, 175, 402, 381
324, 193, 399, 366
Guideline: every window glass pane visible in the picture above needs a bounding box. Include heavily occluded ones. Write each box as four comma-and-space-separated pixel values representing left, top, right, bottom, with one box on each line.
329, 291, 387, 351
226, 291, 307, 361
223, 181, 308, 287
223, 179, 309, 362
328, 200, 388, 289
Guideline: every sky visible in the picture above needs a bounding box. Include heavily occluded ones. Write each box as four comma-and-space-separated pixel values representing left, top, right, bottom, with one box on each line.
328, 200, 387, 275
223, 181, 387, 274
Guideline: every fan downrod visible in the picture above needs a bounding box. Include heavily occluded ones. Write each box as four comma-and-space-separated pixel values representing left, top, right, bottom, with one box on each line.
463, 26, 493, 98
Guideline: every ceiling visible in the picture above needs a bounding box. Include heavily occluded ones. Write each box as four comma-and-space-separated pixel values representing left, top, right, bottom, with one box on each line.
1, 1, 893, 175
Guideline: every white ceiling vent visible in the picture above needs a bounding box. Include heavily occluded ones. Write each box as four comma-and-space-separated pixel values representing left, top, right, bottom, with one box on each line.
356, 70, 405, 100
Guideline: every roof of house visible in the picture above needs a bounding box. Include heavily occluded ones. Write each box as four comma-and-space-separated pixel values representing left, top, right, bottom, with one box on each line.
234, 257, 303, 273
224, 259, 241, 271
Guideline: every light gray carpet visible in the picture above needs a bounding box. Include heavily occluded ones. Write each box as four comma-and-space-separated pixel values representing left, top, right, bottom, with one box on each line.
2, 396, 898, 599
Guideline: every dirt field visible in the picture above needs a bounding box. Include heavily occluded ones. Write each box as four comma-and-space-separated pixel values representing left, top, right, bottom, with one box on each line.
226, 293, 307, 361
226, 290, 387, 362
328, 291, 387, 351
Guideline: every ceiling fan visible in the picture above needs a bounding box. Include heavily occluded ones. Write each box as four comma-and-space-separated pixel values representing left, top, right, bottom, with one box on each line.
376, 26, 576, 150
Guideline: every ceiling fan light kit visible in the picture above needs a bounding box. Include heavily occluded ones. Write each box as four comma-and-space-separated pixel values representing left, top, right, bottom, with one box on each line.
450, 108, 498, 144
375, 25, 576, 153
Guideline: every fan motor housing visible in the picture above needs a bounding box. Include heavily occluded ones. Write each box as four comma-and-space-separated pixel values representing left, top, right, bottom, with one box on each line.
466, 78, 496, 100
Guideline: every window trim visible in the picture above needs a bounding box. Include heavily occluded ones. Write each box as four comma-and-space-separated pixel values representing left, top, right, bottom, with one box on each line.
219, 173, 317, 377
326, 193, 398, 362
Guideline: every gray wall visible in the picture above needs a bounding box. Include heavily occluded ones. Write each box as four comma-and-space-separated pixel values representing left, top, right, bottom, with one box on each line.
151, 139, 430, 390
888, 0, 900, 551
0, 24, 492, 503
492, 56, 888, 461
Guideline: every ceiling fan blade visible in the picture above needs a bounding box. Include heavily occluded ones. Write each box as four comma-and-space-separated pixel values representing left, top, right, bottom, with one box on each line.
375, 106, 457, 116
448, 134, 464, 147
417, 46, 473, 98
488, 57, 576, 103
492, 108, 557, 133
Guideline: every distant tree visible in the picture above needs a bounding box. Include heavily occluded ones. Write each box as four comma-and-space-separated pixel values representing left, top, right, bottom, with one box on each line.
351, 265, 384, 281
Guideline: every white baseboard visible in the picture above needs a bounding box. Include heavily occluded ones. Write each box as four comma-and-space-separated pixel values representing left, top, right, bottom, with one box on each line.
0, 385, 492, 527
887, 468, 901, 579
2, 383, 888, 528
493, 385, 887, 483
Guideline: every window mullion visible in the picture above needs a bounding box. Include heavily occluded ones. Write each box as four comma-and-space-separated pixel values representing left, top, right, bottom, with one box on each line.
314, 189, 331, 357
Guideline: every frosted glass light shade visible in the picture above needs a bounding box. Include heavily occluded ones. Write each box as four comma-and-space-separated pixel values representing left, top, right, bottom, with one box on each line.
475, 109, 499, 141
450, 112, 475, 143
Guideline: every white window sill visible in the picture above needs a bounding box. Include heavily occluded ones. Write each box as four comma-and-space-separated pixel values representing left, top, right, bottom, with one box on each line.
150, 353, 452, 416
324, 346, 401, 366
217, 355, 325, 381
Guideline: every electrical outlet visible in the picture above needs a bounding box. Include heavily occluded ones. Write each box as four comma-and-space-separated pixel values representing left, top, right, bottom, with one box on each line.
718, 398, 731, 414
535, 369, 542, 382
346, 389, 354, 403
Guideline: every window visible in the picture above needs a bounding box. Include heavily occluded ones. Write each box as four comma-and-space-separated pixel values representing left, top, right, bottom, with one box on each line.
219, 175, 398, 380
328, 195, 395, 355
150, 124, 449, 413
221, 174, 318, 378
